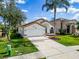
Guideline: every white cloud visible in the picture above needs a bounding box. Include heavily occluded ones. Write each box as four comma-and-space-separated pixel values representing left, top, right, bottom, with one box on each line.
49, 5, 79, 20
41, 17, 48, 19
68, 6, 79, 13
33, 17, 48, 20
50, 6, 79, 13
22, 9, 28, 13
16, 0, 26, 4
3, 0, 26, 4
69, 0, 79, 4
72, 13, 79, 19
50, 8, 66, 13
22, 21, 28, 25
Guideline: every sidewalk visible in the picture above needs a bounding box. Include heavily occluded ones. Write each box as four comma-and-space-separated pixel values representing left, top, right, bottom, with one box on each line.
5, 52, 44, 59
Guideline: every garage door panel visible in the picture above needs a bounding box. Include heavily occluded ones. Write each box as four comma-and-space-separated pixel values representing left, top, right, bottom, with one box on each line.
24, 28, 45, 36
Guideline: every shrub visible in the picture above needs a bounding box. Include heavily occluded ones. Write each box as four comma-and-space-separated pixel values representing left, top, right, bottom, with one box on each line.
59, 29, 66, 35
10, 33, 23, 39
71, 33, 79, 38
11, 38, 33, 48
10, 29, 23, 39
56, 33, 60, 35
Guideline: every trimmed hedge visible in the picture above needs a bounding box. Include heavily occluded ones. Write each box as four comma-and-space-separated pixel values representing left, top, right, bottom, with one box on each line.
10, 33, 23, 39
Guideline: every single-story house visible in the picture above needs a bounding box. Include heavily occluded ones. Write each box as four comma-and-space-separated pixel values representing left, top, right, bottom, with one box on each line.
18, 18, 55, 37
18, 18, 77, 37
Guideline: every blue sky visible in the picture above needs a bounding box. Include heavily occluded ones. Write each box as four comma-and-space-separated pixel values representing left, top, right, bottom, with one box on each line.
1, 0, 79, 23
17, 0, 53, 22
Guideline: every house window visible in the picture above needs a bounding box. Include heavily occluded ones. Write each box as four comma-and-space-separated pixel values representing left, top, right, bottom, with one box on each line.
45, 27, 47, 33
50, 27, 54, 33
67, 25, 70, 33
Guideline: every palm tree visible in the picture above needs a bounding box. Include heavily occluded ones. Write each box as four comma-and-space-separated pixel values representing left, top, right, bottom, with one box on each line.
42, 0, 70, 33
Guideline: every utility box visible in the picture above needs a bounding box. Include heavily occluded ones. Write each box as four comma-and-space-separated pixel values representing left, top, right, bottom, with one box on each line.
7, 44, 12, 56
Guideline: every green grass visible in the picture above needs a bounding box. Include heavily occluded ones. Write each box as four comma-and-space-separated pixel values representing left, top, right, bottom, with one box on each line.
55, 35, 79, 46
39, 57, 46, 59
0, 38, 38, 59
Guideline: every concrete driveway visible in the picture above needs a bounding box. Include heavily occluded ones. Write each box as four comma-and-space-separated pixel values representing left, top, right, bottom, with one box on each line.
28, 36, 79, 59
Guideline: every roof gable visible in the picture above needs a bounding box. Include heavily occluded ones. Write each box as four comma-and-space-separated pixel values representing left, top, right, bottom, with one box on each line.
20, 18, 50, 28
21, 21, 46, 28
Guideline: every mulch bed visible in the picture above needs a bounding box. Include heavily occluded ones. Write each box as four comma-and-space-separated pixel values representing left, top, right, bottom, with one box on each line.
48, 36, 60, 40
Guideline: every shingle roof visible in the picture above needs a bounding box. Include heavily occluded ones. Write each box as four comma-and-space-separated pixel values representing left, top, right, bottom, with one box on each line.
50, 18, 77, 22
19, 18, 49, 28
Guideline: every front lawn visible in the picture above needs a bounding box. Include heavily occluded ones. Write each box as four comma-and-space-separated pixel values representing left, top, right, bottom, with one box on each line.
0, 37, 38, 59
54, 35, 79, 46
39, 57, 46, 59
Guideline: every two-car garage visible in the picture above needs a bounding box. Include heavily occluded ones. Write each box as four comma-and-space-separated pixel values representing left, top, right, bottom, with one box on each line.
18, 23, 46, 37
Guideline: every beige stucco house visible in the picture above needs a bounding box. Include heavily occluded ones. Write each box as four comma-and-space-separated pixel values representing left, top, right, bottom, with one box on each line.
0, 29, 2, 37
18, 18, 55, 37
18, 18, 77, 37
50, 18, 77, 34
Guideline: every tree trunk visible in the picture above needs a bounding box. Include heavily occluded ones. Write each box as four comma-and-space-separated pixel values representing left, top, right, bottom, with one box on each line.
60, 19, 63, 34
3, 20, 7, 37
7, 22, 11, 42
3, 20, 11, 41
61, 20, 63, 30
7, 28, 11, 41
53, 8, 56, 33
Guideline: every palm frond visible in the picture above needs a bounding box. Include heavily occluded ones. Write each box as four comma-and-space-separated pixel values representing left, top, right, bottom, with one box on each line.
42, 0, 70, 12
42, 3, 50, 11
0, 0, 3, 2
61, 0, 70, 7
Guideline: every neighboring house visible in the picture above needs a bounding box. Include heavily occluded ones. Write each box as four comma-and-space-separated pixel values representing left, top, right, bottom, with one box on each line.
0, 29, 2, 37
50, 18, 77, 34
0, 29, 6, 37
18, 18, 54, 37
18, 18, 77, 37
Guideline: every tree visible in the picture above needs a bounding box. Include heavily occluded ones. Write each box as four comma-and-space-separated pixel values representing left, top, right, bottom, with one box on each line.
0, 23, 6, 37
0, 0, 26, 41
77, 22, 79, 30
0, 23, 4, 30
42, 0, 70, 33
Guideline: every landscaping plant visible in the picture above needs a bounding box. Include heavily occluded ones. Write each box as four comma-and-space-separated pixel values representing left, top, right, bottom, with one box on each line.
0, 0, 26, 41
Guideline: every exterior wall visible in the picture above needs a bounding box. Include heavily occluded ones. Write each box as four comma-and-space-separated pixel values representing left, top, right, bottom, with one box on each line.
50, 19, 77, 34
50, 20, 62, 33
70, 24, 77, 34
22, 24, 45, 37
68, 20, 77, 34
42, 22, 54, 34
18, 27, 24, 36
0, 30, 2, 37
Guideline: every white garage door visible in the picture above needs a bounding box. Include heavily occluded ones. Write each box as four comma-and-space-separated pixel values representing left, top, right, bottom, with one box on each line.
24, 28, 45, 37
22, 23, 46, 37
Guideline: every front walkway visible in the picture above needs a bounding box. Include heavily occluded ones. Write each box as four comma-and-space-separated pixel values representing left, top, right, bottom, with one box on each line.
28, 36, 79, 59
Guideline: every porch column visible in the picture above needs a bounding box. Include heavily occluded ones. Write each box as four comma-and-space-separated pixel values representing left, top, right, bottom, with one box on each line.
70, 24, 73, 34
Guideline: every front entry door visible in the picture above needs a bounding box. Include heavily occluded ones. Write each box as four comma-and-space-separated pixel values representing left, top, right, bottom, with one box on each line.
50, 27, 54, 33
67, 25, 70, 33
